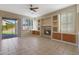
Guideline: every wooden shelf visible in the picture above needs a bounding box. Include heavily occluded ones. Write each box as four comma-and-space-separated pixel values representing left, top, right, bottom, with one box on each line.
38, 19, 41, 31
52, 15, 58, 32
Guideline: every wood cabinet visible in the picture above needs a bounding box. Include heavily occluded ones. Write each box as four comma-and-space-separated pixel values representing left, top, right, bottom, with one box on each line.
62, 34, 76, 43
52, 33, 76, 43
53, 33, 61, 40
32, 30, 40, 35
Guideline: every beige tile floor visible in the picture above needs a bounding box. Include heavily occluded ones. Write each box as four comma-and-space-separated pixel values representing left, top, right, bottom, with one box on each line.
0, 35, 79, 55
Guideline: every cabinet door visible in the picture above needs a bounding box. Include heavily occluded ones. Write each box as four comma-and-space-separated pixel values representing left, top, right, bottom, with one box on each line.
53, 33, 61, 40
62, 34, 76, 43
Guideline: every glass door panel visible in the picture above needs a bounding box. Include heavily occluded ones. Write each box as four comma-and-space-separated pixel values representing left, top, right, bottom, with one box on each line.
2, 18, 17, 39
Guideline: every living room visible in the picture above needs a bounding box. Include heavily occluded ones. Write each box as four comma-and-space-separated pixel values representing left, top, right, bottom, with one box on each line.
0, 4, 79, 55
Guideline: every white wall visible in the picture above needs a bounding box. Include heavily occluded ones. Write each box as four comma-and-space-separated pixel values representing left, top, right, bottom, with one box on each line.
77, 5, 79, 47
0, 17, 2, 40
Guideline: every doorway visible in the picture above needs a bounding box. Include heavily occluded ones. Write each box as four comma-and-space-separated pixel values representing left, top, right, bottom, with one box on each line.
2, 17, 17, 39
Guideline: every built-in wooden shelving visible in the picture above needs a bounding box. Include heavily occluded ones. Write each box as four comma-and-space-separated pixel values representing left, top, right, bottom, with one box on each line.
38, 19, 41, 30
52, 15, 58, 32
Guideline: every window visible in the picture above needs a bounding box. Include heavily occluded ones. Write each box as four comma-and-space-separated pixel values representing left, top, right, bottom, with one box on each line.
60, 12, 75, 33
32, 19, 38, 30
22, 18, 33, 30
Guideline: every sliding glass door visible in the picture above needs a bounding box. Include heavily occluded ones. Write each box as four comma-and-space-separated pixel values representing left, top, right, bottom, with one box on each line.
2, 18, 17, 39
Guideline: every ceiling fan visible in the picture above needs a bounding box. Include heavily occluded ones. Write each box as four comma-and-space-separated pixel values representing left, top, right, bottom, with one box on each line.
29, 4, 39, 12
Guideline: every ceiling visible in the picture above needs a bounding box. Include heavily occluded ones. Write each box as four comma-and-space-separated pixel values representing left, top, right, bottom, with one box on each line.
0, 4, 73, 17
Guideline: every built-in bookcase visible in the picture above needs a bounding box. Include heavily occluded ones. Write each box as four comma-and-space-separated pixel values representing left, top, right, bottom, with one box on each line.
52, 15, 59, 32
38, 19, 41, 30
52, 15, 62, 41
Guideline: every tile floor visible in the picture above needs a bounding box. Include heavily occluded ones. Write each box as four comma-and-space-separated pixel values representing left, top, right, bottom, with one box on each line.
0, 35, 79, 55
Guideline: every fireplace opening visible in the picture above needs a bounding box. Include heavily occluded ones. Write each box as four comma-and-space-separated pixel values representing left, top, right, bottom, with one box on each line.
42, 26, 51, 36
44, 29, 51, 35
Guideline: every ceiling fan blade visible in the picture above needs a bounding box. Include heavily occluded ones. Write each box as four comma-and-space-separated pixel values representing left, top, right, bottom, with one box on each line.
32, 9, 37, 12
32, 7, 38, 9
29, 4, 38, 12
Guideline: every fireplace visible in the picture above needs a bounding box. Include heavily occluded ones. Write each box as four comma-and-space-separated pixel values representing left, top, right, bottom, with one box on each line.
44, 29, 51, 35
41, 26, 51, 38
